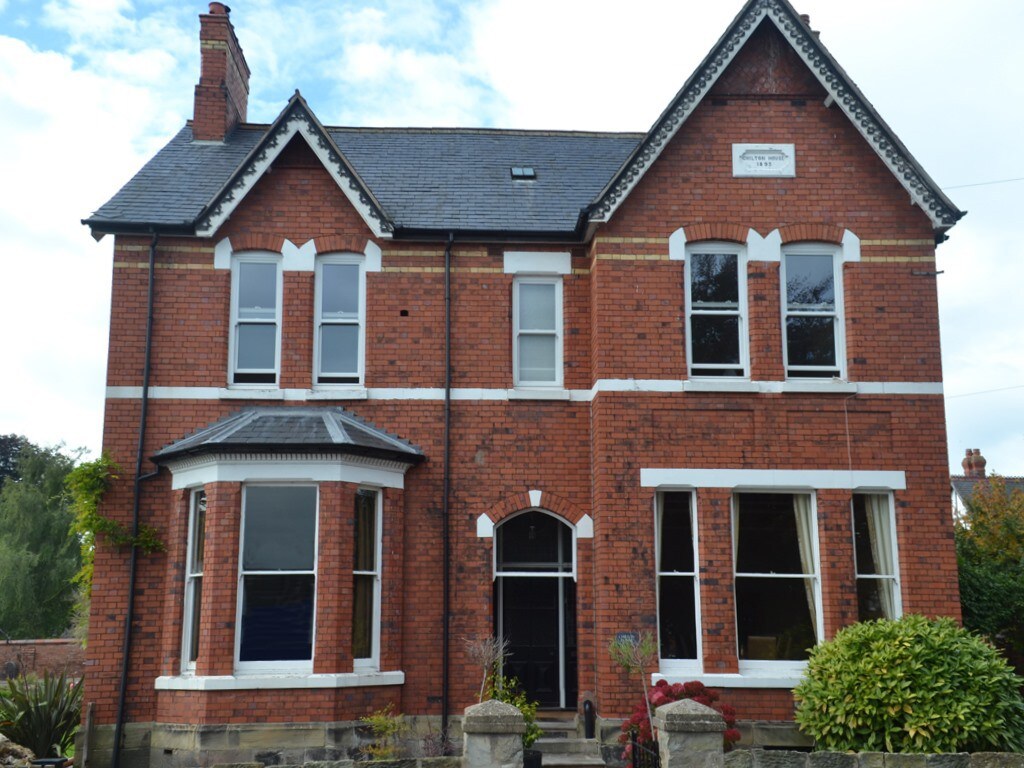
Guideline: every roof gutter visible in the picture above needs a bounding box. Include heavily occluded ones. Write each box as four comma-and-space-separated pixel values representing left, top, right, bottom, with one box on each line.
82, 219, 196, 241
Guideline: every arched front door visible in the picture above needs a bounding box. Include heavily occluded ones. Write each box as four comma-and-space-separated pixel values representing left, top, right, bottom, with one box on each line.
495, 510, 577, 709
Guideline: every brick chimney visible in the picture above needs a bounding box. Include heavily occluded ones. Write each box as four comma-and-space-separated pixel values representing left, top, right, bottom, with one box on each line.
192, 2, 250, 142
961, 448, 988, 478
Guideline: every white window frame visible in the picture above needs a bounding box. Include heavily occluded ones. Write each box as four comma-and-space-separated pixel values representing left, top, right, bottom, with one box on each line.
732, 490, 823, 678
235, 483, 319, 674
353, 487, 383, 671
181, 488, 206, 673
314, 253, 366, 387
512, 275, 564, 388
852, 492, 902, 620
685, 243, 749, 378
781, 244, 846, 379
656, 490, 702, 676
229, 252, 283, 386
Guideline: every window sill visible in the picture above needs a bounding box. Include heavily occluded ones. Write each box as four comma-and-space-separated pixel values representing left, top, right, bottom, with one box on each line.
219, 387, 285, 400
653, 672, 803, 689
683, 379, 760, 393
507, 388, 570, 401
780, 380, 857, 394
155, 671, 404, 691
307, 387, 368, 400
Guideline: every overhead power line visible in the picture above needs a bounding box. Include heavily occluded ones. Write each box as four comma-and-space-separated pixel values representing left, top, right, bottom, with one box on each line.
943, 176, 1024, 191
946, 384, 1024, 399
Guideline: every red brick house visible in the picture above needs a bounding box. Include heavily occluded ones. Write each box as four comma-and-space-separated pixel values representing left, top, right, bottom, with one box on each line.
83, 1, 963, 766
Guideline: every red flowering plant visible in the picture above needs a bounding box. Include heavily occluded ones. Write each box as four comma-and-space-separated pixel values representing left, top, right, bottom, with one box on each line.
619, 680, 741, 755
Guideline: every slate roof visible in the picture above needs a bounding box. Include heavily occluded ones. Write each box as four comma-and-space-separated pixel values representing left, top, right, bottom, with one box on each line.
951, 476, 1024, 506
153, 407, 424, 464
85, 122, 642, 238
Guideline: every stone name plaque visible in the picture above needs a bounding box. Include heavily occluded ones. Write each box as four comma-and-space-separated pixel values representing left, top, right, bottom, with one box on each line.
732, 143, 796, 177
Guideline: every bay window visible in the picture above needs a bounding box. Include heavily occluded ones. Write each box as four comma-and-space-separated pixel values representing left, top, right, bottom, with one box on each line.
352, 488, 381, 667
182, 489, 206, 670
657, 491, 699, 673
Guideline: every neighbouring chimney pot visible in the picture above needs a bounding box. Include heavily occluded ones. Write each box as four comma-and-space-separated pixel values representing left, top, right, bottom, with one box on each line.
972, 448, 987, 478
209, 2, 230, 15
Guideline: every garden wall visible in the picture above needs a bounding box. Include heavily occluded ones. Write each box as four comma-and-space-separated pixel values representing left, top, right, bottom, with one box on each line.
725, 751, 1024, 768
0, 639, 85, 679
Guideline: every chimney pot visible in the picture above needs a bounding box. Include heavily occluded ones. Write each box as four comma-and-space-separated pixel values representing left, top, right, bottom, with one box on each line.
209, 2, 230, 14
972, 448, 987, 478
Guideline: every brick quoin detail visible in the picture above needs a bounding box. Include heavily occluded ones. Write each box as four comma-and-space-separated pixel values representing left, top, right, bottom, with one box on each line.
778, 223, 845, 244
485, 489, 587, 527
683, 222, 749, 244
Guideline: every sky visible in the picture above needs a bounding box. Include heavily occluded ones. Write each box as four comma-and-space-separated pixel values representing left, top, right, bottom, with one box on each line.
0, 0, 1021, 476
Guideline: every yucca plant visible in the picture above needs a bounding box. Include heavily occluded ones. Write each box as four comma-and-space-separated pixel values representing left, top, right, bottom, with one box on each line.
0, 671, 83, 757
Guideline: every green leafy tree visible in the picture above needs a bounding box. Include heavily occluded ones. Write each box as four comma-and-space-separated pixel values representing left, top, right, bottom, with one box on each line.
0, 435, 28, 487
0, 442, 82, 638
956, 475, 1024, 657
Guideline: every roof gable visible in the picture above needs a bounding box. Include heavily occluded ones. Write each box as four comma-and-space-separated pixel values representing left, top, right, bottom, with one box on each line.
196, 92, 395, 239
587, 0, 964, 234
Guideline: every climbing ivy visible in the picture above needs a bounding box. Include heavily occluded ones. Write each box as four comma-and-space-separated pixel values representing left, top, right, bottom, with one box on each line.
66, 453, 165, 597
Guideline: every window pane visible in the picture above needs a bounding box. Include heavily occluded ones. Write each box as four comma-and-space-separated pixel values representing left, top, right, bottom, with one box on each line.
786, 317, 836, 368
856, 579, 896, 622
321, 263, 360, 318
238, 262, 277, 319
354, 491, 376, 572
786, 254, 834, 308
518, 283, 556, 331
236, 324, 277, 371
190, 492, 206, 575
691, 253, 738, 305
518, 335, 556, 382
239, 574, 315, 661
659, 492, 694, 572
187, 578, 202, 663
691, 315, 740, 366
497, 512, 572, 573
243, 486, 316, 570
320, 325, 359, 376
736, 577, 816, 660
659, 575, 697, 659
735, 493, 808, 574
352, 574, 374, 659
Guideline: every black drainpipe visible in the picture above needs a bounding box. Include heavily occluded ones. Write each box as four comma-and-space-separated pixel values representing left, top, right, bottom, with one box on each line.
441, 232, 454, 744
110, 230, 161, 768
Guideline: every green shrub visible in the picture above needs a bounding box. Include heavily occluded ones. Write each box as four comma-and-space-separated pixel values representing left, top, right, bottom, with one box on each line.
486, 674, 543, 748
0, 671, 83, 757
794, 615, 1024, 753
358, 702, 406, 760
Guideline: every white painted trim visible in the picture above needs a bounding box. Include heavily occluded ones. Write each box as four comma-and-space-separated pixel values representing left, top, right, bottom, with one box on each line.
576, 514, 593, 539
214, 237, 232, 270
653, 672, 800, 689
668, 228, 687, 261
364, 240, 382, 273
842, 229, 861, 263
106, 379, 945, 401
640, 468, 906, 490
529, 490, 542, 507
747, 228, 782, 263
196, 115, 391, 239
164, 453, 410, 490
282, 239, 316, 272
476, 514, 495, 538
155, 671, 404, 691
508, 388, 570, 400
503, 251, 572, 275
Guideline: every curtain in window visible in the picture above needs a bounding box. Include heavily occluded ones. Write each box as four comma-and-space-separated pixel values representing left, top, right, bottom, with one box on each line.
792, 494, 817, 634
864, 494, 896, 618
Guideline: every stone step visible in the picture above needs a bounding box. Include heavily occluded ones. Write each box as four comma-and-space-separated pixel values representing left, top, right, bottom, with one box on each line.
536, 754, 607, 768
534, 737, 602, 756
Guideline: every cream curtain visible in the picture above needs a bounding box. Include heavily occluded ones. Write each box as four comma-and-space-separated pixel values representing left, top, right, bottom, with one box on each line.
864, 494, 897, 619
793, 494, 818, 636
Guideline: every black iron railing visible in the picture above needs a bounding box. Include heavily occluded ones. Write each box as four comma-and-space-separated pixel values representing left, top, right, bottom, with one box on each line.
630, 731, 660, 768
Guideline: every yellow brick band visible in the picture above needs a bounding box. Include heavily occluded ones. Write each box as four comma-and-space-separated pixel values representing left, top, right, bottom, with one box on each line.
860, 239, 935, 246
594, 236, 667, 244
595, 253, 670, 262
113, 262, 214, 271
860, 255, 937, 263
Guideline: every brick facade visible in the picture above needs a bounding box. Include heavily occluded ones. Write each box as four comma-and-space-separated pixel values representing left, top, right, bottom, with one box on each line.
83, 3, 961, 767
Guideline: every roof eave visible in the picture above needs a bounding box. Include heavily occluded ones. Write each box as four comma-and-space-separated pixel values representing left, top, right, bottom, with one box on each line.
82, 218, 197, 241
152, 441, 424, 466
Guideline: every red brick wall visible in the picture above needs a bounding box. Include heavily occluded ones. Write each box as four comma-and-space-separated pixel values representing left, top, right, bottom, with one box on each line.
85, 18, 959, 747
0, 639, 84, 679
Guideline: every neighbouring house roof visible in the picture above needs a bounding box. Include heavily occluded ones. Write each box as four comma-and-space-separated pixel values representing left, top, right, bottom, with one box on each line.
83, 0, 963, 241
153, 407, 424, 464
951, 476, 1024, 507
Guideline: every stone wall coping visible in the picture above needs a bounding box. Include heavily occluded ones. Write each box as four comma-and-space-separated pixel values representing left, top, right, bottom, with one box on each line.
461, 699, 526, 735
724, 750, 1024, 768
654, 698, 727, 734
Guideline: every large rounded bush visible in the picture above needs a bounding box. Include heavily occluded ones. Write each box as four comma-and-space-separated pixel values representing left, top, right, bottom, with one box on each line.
794, 615, 1024, 753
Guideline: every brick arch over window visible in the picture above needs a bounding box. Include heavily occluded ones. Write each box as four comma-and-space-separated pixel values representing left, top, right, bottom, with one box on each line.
227, 233, 287, 253
486, 490, 586, 526
316, 234, 371, 254
778, 223, 845, 245
681, 222, 749, 244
